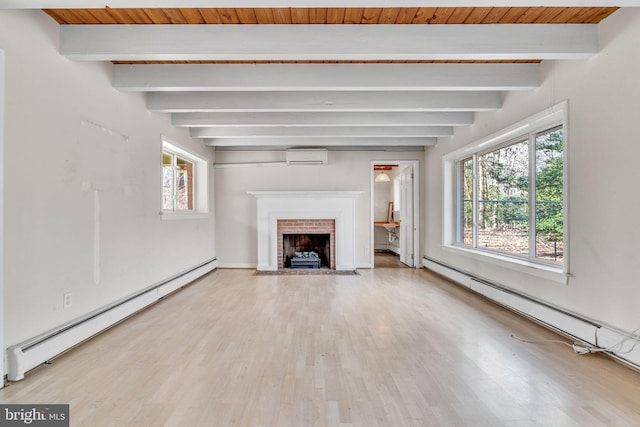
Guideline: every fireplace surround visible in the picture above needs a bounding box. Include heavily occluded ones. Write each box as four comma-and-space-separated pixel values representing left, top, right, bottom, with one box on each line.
248, 191, 363, 271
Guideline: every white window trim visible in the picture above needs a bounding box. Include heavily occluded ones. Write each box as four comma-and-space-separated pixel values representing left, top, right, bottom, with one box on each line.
161, 137, 209, 220
443, 101, 569, 283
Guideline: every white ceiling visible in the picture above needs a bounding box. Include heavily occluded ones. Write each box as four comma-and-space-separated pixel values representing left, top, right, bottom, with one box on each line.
0, 1, 622, 151
135, 63, 521, 150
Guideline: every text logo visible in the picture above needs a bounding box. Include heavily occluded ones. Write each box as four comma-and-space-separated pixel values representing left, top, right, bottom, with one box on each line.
0, 405, 69, 426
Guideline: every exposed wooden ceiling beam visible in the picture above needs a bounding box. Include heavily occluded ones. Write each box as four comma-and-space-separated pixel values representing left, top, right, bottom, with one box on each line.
0, 1, 630, 9
204, 137, 436, 147
61, 24, 598, 61
147, 91, 502, 113
114, 63, 539, 92
190, 126, 452, 138
172, 112, 474, 127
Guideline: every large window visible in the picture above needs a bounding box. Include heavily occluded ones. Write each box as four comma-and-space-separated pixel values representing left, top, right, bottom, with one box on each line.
447, 104, 566, 270
161, 139, 208, 218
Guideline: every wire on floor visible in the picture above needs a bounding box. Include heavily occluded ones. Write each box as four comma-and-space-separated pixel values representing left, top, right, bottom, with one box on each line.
510, 334, 602, 355
511, 327, 640, 356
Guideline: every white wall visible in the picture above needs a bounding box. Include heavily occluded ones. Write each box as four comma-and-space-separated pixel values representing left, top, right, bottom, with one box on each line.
373, 174, 391, 251
1, 47, 6, 378
0, 10, 216, 347
424, 7, 640, 334
215, 151, 423, 268
373, 179, 392, 223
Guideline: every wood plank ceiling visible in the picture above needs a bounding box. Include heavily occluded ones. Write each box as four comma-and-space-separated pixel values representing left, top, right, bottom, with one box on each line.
44, 7, 617, 26
43, 6, 617, 151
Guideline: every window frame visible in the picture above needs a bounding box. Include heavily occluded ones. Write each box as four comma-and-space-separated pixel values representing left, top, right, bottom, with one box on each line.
443, 102, 569, 282
161, 138, 209, 220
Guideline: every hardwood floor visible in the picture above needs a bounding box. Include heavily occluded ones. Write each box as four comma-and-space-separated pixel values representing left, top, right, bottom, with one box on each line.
2, 268, 640, 426
374, 251, 407, 268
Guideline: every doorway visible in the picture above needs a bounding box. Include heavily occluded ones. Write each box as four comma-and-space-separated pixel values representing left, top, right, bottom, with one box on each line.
370, 160, 419, 268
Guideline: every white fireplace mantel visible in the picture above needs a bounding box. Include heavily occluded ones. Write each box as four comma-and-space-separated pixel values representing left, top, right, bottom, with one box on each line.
248, 191, 363, 271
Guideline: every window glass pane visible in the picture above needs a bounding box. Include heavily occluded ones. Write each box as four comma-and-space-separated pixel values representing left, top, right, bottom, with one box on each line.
477, 141, 529, 256
535, 128, 564, 262
162, 152, 174, 211
458, 157, 473, 245
175, 156, 194, 210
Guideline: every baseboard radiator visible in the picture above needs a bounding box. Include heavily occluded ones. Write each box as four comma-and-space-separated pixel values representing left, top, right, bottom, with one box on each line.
6, 258, 218, 382
422, 256, 640, 370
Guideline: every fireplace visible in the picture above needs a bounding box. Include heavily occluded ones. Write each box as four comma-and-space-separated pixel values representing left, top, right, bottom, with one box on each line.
248, 191, 363, 271
278, 219, 335, 269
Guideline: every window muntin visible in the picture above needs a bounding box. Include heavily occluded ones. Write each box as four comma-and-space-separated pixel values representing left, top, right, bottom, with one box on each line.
454, 126, 564, 265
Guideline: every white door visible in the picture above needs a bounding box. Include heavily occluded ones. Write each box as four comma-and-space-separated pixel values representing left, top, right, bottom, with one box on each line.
399, 165, 414, 267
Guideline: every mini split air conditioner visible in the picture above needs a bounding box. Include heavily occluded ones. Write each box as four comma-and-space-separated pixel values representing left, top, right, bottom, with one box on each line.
286, 149, 328, 166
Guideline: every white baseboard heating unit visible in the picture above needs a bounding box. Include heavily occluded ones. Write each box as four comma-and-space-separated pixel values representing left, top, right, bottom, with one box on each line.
422, 256, 640, 370
6, 258, 218, 382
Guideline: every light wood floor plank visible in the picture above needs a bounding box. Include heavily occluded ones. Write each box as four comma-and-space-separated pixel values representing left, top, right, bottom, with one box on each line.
1, 268, 640, 426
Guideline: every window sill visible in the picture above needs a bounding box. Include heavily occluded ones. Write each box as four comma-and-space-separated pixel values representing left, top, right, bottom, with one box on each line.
160, 211, 209, 221
442, 244, 568, 284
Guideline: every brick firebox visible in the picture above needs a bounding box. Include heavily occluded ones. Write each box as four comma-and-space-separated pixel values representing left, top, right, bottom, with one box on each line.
277, 219, 336, 269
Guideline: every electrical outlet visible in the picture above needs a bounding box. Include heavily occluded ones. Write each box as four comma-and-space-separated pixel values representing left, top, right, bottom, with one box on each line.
63, 292, 72, 309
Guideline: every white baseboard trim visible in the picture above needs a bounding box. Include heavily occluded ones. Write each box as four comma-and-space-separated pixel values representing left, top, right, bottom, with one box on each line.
422, 256, 640, 370
6, 257, 218, 381
218, 263, 257, 269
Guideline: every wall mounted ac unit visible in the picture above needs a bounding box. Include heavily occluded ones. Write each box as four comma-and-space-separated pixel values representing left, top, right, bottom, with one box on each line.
286, 148, 328, 165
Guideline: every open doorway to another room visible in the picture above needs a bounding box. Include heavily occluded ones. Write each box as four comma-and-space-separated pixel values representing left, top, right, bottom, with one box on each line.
371, 161, 419, 268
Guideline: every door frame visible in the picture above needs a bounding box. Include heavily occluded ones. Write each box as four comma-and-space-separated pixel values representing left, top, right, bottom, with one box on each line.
369, 160, 420, 268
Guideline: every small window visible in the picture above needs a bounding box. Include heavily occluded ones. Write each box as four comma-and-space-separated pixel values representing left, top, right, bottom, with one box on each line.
161, 139, 208, 218
445, 102, 567, 273
163, 151, 194, 211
